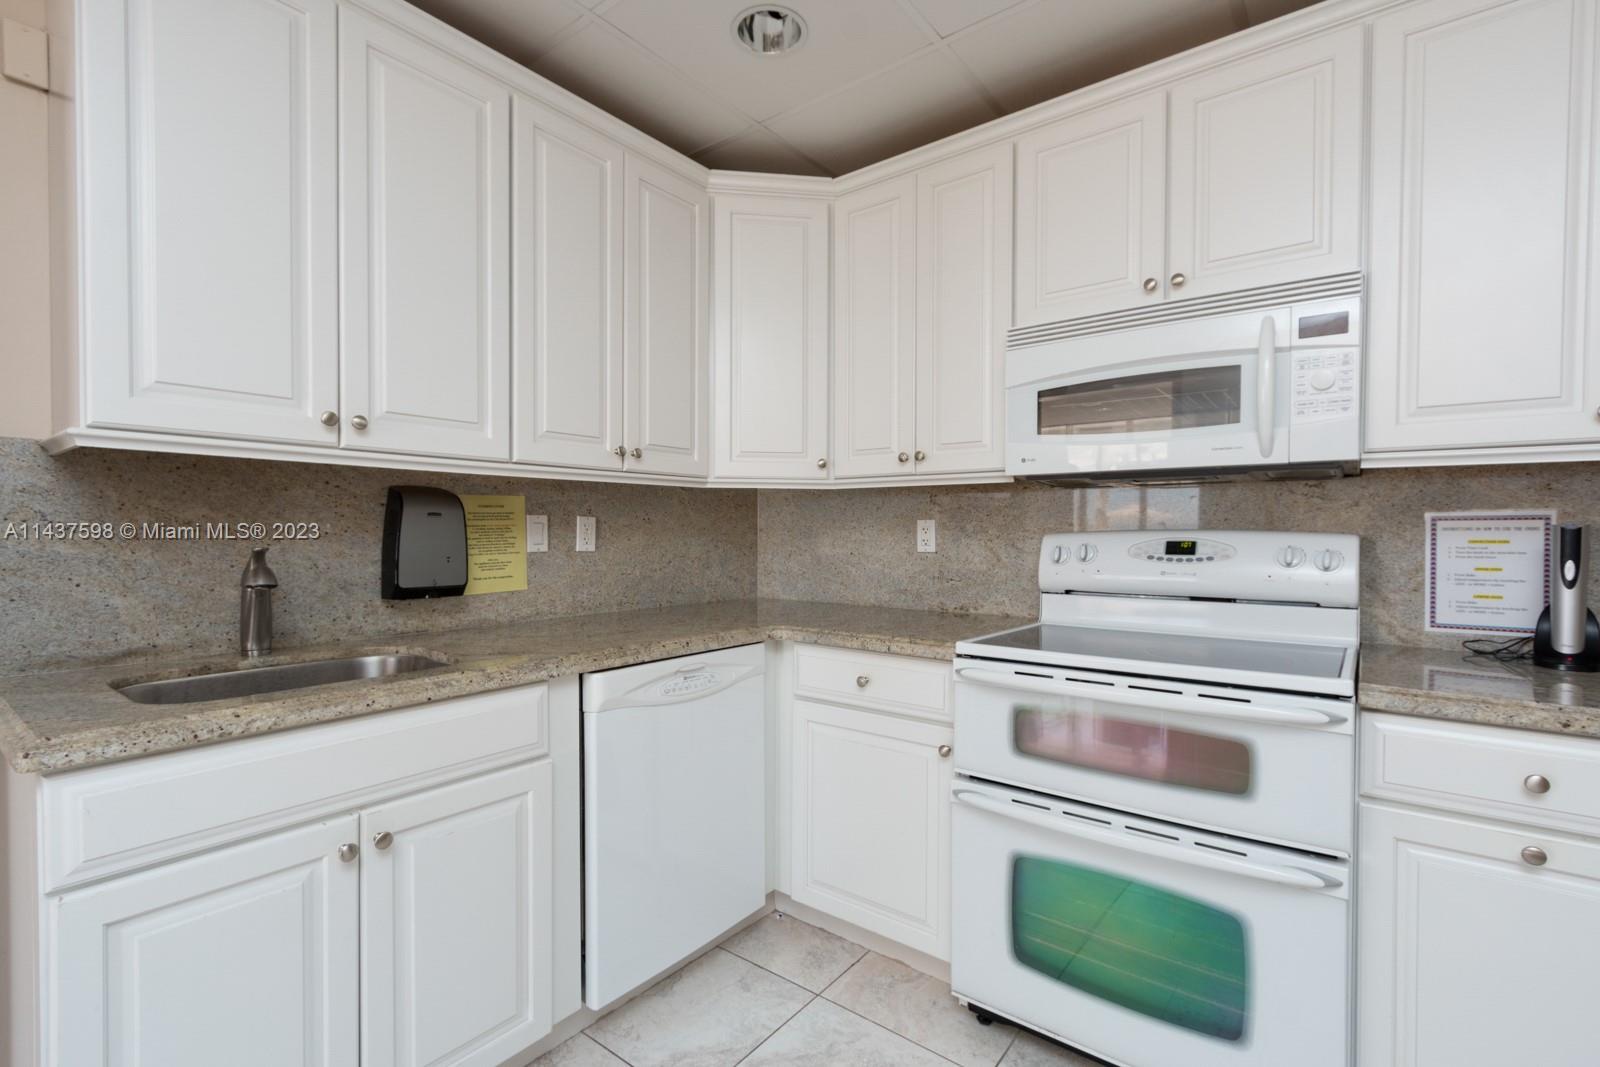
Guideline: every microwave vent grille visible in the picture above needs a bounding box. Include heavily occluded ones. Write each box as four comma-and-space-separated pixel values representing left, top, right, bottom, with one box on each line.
1007, 271, 1364, 350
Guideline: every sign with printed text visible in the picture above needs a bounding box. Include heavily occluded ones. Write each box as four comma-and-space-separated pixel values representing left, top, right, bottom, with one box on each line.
461, 495, 527, 596
1424, 511, 1554, 635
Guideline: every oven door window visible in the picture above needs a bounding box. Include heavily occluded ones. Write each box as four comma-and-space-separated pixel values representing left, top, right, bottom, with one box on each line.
1013, 703, 1252, 795
1012, 854, 1249, 1042
1038, 364, 1242, 436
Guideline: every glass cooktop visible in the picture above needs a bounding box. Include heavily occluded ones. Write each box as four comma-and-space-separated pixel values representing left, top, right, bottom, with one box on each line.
965, 623, 1349, 680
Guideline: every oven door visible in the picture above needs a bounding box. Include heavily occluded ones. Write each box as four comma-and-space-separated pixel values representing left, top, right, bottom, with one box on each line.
951, 778, 1349, 1067
1005, 309, 1290, 477
953, 659, 1353, 855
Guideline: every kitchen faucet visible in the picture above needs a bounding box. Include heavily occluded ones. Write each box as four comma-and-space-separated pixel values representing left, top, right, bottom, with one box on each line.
239, 546, 279, 656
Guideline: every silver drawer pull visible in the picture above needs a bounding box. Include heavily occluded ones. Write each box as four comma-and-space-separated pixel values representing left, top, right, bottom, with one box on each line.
1524, 774, 1551, 795
373, 831, 393, 851
855, 675, 870, 688
337, 843, 359, 863
937, 744, 952, 758
1521, 845, 1548, 867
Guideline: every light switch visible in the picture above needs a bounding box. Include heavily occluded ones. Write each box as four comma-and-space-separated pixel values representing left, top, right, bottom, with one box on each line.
1, 19, 48, 92
525, 514, 548, 553
576, 516, 596, 552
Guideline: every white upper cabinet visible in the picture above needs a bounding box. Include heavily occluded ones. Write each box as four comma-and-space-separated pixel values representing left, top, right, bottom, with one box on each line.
1167, 25, 1365, 300
339, 7, 512, 461
512, 95, 625, 471
625, 155, 711, 478
915, 144, 1012, 475
833, 177, 917, 479
80, 0, 339, 445
1365, 0, 1600, 456
1013, 92, 1167, 327
713, 194, 831, 480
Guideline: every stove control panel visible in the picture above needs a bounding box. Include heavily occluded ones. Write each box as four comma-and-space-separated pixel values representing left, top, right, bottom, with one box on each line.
1039, 530, 1360, 608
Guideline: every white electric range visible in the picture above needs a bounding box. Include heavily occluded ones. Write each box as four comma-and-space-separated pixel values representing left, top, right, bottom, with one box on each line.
950, 530, 1359, 1067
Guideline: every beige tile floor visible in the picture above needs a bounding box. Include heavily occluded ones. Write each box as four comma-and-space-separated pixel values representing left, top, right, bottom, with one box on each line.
536, 913, 1105, 1067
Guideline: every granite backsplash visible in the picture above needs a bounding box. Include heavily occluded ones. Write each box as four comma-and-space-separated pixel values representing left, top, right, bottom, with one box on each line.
756, 464, 1600, 651
0, 438, 755, 673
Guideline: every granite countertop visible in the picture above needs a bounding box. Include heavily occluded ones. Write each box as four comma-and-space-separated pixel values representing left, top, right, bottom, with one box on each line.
1358, 643, 1600, 739
0, 599, 1029, 775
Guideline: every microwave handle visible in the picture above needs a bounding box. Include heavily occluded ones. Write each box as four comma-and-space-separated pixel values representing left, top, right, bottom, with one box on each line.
953, 666, 1345, 727
1256, 315, 1277, 458
952, 788, 1340, 890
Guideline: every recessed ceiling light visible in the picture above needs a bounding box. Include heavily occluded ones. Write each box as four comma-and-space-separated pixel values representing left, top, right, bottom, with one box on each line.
732, 6, 807, 57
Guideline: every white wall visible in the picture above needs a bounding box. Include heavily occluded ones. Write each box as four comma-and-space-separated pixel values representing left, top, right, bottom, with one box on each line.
0, 0, 51, 439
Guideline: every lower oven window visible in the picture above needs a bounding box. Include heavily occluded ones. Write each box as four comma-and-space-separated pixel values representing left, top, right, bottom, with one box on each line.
1012, 854, 1248, 1042
1013, 704, 1252, 795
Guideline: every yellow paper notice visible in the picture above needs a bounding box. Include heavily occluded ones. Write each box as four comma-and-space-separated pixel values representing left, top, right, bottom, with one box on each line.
461, 495, 527, 596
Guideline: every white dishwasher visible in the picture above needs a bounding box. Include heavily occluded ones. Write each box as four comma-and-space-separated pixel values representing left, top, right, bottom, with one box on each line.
581, 644, 767, 1009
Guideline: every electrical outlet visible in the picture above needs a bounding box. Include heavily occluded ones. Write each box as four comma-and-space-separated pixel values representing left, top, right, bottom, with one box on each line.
917, 518, 936, 553
525, 515, 548, 553
576, 516, 596, 552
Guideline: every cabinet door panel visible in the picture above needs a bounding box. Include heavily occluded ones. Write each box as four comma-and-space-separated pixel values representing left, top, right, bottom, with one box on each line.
340, 8, 511, 460
51, 816, 360, 1067
1168, 25, 1363, 298
714, 194, 830, 480
513, 97, 625, 470
1358, 803, 1600, 1067
790, 700, 951, 958
625, 156, 709, 477
82, 0, 338, 444
832, 178, 916, 479
1366, 0, 1599, 452
916, 144, 1011, 475
361, 762, 553, 1067
1013, 92, 1166, 326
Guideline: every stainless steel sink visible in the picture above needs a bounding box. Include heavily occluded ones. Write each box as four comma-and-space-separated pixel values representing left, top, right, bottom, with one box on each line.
114, 654, 449, 705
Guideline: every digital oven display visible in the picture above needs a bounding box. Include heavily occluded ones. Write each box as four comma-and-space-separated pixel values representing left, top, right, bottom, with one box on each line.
1165, 540, 1199, 556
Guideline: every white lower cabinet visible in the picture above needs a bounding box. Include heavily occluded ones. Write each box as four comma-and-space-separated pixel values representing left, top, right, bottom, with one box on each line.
51, 816, 362, 1067
789, 698, 952, 959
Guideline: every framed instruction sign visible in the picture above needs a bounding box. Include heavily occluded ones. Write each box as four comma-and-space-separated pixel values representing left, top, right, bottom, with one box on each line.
1424, 511, 1555, 635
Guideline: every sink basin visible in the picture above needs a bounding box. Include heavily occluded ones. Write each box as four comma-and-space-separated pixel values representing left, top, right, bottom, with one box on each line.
115, 654, 449, 705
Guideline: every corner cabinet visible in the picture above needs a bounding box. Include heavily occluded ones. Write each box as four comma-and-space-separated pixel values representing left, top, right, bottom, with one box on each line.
1013, 24, 1364, 327
711, 194, 831, 481
1363, 0, 1600, 461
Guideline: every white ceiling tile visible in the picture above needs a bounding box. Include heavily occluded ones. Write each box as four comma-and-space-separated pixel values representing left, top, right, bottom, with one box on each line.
597, 0, 934, 123
903, 0, 1029, 38
406, 0, 587, 68
951, 0, 1241, 112
768, 49, 997, 175
533, 22, 752, 153
694, 126, 831, 176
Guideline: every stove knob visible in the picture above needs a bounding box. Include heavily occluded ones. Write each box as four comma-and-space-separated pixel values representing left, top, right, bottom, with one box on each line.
1076, 543, 1098, 563
1276, 545, 1307, 569
1314, 549, 1344, 573
1052, 544, 1066, 564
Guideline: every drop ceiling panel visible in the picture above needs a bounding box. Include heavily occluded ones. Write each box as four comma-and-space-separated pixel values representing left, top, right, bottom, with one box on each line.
950, 0, 1243, 112
407, 0, 587, 69
599, 0, 934, 123
694, 126, 830, 176
533, 21, 751, 153
768, 50, 998, 175
903, 0, 1030, 38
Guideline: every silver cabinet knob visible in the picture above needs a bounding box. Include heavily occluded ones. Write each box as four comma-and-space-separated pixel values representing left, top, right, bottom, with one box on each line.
1521, 845, 1548, 867
319, 410, 339, 427
349, 414, 369, 430
898, 452, 910, 463
937, 744, 952, 758
817, 458, 828, 470
1170, 273, 1187, 288
629, 447, 643, 459
612, 445, 626, 458
338, 843, 359, 863
1524, 774, 1552, 794
1142, 277, 1158, 293
855, 675, 870, 688
373, 831, 393, 851
914, 450, 926, 462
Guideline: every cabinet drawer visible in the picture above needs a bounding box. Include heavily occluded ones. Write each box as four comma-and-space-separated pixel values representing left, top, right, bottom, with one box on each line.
1361, 713, 1600, 836
793, 645, 950, 720
42, 683, 547, 892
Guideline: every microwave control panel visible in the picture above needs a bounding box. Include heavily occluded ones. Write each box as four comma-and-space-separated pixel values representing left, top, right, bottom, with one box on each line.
1291, 349, 1358, 423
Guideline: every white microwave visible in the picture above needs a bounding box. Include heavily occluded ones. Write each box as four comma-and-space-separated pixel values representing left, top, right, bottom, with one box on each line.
1005, 290, 1361, 485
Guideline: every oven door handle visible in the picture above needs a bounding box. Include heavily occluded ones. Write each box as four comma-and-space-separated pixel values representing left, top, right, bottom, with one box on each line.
953, 667, 1345, 727
952, 789, 1340, 890
1256, 314, 1277, 458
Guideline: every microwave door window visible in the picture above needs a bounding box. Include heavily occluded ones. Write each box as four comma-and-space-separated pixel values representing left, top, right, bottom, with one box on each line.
1038, 365, 1243, 436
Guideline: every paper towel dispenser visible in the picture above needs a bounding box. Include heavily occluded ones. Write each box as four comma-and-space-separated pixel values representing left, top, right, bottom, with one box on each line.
381, 487, 468, 599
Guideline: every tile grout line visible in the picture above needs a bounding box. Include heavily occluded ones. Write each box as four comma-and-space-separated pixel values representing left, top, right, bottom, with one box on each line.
730, 988, 819, 1067
816, 952, 1017, 1067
